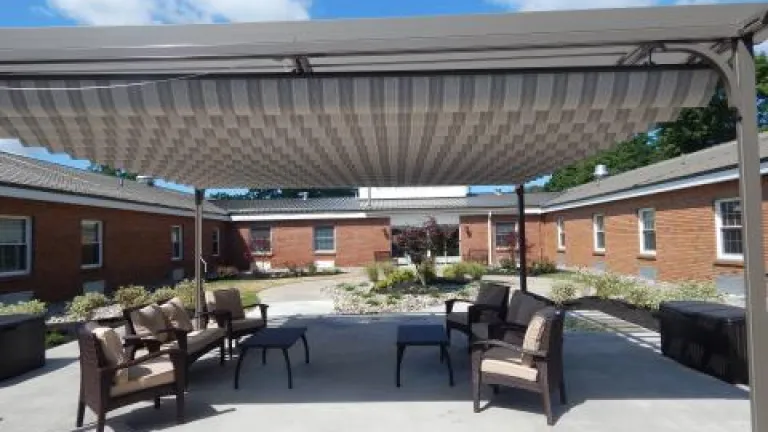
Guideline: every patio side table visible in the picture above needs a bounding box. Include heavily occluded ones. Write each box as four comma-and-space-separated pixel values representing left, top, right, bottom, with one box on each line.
234, 327, 309, 389
396, 324, 454, 387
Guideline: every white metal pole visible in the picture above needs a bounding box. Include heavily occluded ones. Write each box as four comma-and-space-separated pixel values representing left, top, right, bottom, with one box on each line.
194, 188, 205, 329
733, 36, 768, 432
487, 211, 493, 266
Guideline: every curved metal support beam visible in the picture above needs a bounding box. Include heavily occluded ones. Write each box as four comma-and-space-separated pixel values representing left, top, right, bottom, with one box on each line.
659, 42, 738, 107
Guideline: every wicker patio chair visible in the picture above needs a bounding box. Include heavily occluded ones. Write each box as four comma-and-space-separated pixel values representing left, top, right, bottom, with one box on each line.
445, 282, 510, 349
476, 290, 552, 343
471, 307, 567, 426
205, 288, 269, 358
76, 322, 185, 432
123, 297, 226, 376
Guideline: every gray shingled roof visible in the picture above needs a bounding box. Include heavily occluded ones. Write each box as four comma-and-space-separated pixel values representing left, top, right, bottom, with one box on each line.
0, 152, 227, 215
544, 133, 768, 207
215, 193, 556, 214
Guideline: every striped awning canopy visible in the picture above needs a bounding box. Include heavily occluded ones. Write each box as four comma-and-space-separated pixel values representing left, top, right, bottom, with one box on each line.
0, 3, 764, 188
0, 69, 716, 187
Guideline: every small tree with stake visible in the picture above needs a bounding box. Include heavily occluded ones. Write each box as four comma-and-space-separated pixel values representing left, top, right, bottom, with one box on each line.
502, 230, 532, 270
396, 217, 443, 285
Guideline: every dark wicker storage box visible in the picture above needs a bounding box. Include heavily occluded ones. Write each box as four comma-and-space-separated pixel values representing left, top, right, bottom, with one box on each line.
0, 314, 46, 380
659, 301, 747, 384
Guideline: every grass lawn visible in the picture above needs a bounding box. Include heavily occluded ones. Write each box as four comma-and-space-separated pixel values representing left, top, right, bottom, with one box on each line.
536, 270, 577, 281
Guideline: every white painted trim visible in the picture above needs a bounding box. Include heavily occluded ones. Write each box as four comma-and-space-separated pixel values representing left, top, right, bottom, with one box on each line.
638, 208, 657, 255
714, 198, 744, 261
0, 185, 229, 221
0, 215, 32, 277
80, 219, 103, 269
592, 214, 605, 253
171, 225, 183, 261
231, 212, 368, 221
543, 162, 768, 213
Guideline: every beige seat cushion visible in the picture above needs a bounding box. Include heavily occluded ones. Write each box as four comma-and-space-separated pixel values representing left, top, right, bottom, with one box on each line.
165, 328, 225, 354
110, 356, 176, 397
130, 305, 172, 343
521, 307, 557, 366
231, 318, 265, 332
207, 288, 245, 320
481, 347, 538, 381
507, 292, 547, 327
92, 327, 129, 384
159, 297, 194, 332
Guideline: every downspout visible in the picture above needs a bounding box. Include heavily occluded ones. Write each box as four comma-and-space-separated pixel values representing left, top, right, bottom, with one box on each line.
487, 211, 493, 266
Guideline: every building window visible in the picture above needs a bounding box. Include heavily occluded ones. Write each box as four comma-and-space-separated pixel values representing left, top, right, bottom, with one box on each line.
171, 225, 183, 261
212, 228, 221, 257
314, 226, 335, 252
495, 222, 516, 248
0, 216, 31, 276
81, 220, 103, 269
593, 214, 606, 252
250, 226, 271, 254
715, 199, 743, 260
556, 217, 565, 250
638, 208, 656, 255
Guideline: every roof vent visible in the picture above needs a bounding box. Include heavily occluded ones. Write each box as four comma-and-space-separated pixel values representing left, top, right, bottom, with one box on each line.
594, 164, 609, 180
136, 175, 155, 186
299, 191, 309, 201
494, 188, 503, 196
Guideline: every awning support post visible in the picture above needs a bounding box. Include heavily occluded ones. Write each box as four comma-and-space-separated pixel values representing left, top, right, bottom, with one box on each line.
733, 36, 768, 432
194, 188, 205, 329
516, 185, 528, 293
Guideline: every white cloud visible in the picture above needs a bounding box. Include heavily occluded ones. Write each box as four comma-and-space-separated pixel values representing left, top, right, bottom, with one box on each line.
488, 0, 656, 12
47, 0, 310, 26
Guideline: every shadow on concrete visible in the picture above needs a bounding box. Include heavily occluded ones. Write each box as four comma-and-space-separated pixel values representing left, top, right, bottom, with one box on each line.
0, 356, 78, 389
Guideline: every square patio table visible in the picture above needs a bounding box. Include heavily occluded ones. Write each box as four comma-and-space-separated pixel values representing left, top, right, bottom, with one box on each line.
234, 327, 309, 389
396, 324, 454, 387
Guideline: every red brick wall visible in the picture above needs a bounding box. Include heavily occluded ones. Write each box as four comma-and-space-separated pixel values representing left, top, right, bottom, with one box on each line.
541, 179, 768, 282
0, 197, 227, 301
230, 218, 391, 269
459, 214, 544, 265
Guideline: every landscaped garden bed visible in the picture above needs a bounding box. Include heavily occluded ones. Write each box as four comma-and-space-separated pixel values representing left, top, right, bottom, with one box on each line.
327, 279, 479, 314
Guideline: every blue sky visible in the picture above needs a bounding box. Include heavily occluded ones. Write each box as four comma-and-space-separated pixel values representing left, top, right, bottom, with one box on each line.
0, 0, 762, 195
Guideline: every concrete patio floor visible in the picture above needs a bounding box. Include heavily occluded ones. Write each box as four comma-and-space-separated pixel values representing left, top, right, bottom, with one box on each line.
0, 313, 750, 432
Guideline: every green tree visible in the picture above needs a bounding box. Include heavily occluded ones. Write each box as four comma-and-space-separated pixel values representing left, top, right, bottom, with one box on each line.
88, 164, 137, 180
209, 188, 357, 200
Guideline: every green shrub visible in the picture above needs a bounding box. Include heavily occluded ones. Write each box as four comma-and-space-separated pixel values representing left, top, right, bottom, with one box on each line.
365, 298, 381, 307
364, 263, 380, 283
379, 262, 395, 277
416, 260, 436, 285
592, 273, 636, 299
45, 331, 70, 348
443, 263, 468, 281
465, 262, 487, 281
499, 258, 516, 270
306, 262, 318, 275
373, 280, 391, 292
529, 259, 558, 276
112, 285, 150, 309
624, 284, 663, 309
150, 286, 177, 303
67, 292, 110, 320
339, 283, 358, 292
668, 280, 722, 302
388, 268, 416, 285
550, 281, 578, 305
0, 299, 47, 316
174, 280, 199, 310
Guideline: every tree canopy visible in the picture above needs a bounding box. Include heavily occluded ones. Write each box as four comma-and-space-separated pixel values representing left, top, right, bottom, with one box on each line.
208, 188, 357, 200
88, 164, 138, 180
543, 54, 768, 192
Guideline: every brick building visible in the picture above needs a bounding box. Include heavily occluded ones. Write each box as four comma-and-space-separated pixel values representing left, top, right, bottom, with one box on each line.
0, 134, 765, 302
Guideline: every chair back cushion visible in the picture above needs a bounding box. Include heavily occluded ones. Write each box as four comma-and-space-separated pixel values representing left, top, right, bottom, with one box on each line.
91, 326, 129, 384
507, 291, 548, 326
475, 283, 508, 307
521, 307, 558, 367
130, 304, 172, 342
207, 288, 245, 320
159, 297, 194, 332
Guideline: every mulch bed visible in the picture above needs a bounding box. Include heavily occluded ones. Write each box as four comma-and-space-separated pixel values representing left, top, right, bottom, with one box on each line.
567, 296, 660, 332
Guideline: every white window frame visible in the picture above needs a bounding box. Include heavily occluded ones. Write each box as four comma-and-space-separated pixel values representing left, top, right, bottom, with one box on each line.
171, 225, 183, 261
212, 227, 221, 257
556, 217, 565, 251
250, 225, 272, 255
313, 225, 336, 253
592, 214, 606, 253
494, 222, 516, 249
0, 215, 32, 277
80, 220, 103, 269
638, 208, 657, 256
714, 198, 743, 261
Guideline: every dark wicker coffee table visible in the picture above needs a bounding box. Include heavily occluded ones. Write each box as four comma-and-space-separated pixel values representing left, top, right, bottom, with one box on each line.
234, 327, 309, 389
396, 324, 454, 387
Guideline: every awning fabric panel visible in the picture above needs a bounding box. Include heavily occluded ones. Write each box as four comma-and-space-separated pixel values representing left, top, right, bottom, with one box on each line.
0, 68, 717, 187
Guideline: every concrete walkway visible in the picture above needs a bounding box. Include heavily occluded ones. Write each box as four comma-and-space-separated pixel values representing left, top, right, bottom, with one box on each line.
257, 271, 366, 317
